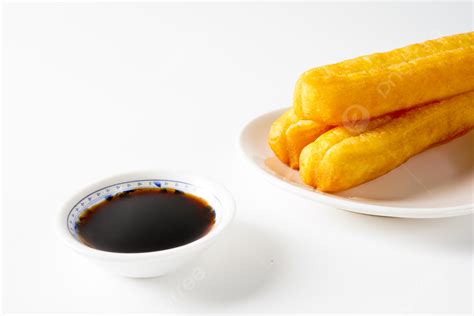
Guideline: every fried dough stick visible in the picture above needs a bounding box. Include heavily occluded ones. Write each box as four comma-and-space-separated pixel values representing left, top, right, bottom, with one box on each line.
294, 32, 474, 125
300, 91, 474, 192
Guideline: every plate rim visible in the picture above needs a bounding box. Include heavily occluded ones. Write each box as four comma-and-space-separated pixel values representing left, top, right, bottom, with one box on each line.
238, 108, 474, 218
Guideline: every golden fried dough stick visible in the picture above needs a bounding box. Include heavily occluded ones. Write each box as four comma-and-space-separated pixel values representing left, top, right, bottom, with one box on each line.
268, 108, 299, 164
294, 32, 474, 124
268, 109, 330, 168
300, 91, 474, 192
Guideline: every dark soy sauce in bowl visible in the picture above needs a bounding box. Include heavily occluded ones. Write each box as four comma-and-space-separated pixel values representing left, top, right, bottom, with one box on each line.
77, 188, 216, 253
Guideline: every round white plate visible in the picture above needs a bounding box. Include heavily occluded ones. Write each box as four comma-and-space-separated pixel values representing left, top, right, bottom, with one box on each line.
239, 108, 474, 218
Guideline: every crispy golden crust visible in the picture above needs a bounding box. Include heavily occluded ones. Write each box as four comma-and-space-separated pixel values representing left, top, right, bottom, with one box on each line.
268, 109, 330, 168
299, 115, 392, 186
286, 120, 331, 169
300, 91, 474, 192
294, 32, 474, 124
268, 108, 299, 164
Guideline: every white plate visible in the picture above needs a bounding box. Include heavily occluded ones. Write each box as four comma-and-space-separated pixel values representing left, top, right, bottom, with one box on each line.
239, 108, 474, 218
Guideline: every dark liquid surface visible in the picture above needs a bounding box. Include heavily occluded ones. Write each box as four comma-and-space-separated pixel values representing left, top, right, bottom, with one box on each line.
77, 188, 216, 253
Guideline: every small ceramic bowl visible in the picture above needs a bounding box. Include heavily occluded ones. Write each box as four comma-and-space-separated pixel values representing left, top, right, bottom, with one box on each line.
57, 170, 235, 278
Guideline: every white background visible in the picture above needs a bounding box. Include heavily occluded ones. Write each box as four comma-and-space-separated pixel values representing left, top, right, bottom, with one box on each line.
2, 2, 473, 313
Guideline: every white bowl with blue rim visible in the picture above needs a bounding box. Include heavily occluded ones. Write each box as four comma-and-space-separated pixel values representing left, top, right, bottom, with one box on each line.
57, 170, 235, 278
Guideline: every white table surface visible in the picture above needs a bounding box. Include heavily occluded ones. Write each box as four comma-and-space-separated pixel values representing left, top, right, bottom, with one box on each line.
3, 2, 473, 313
